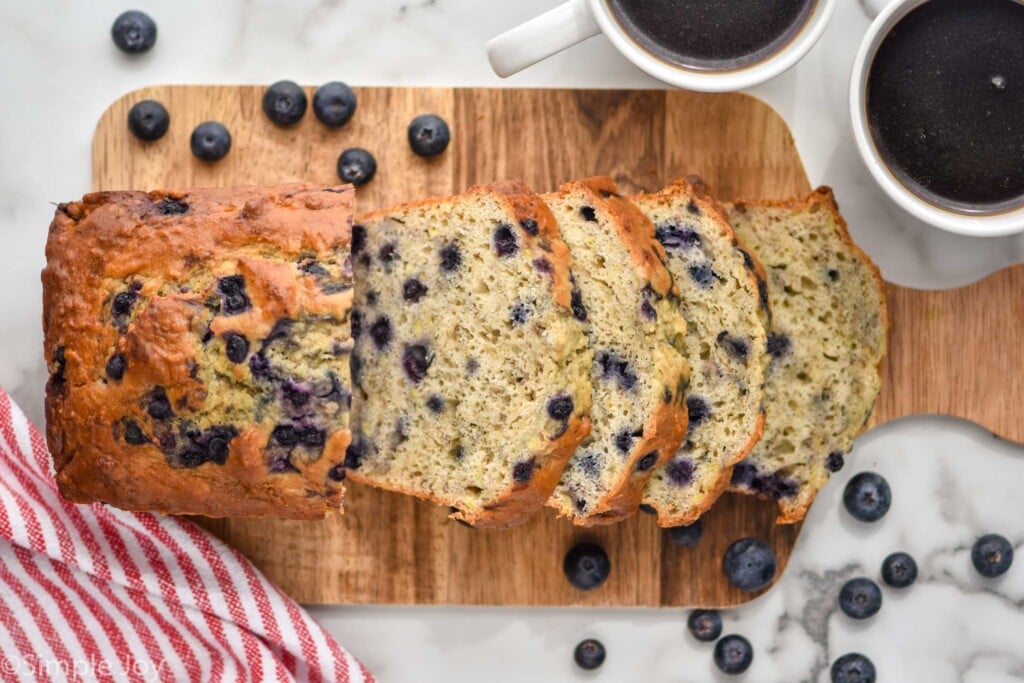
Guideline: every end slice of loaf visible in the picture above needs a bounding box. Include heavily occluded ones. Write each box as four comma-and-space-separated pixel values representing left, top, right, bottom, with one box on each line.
544, 177, 691, 525
634, 178, 769, 527
346, 181, 593, 528
725, 188, 888, 524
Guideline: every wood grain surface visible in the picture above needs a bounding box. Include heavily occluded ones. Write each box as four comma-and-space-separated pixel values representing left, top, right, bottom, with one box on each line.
93, 85, 1022, 607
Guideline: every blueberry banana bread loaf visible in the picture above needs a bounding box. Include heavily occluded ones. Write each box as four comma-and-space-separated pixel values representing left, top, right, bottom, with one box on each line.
43, 184, 356, 519
724, 188, 888, 524
634, 178, 769, 528
345, 181, 592, 528
544, 177, 690, 525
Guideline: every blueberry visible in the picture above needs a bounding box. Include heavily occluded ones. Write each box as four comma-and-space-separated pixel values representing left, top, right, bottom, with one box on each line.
881, 552, 918, 588
351, 225, 367, 255
843, 472, 891, 522
570, 288, 587, 322
407, 114, 451, 157
111, 290, 137, 317
369, 316, 393, 350
398, 279, 427, 305
577, 452, 601, 478
667, 519, 703, 548
122, 419, 148, 445
636, 451, 658, 471
520, 218, 539, 236
401, 344, 431, 383
158, 198, 189, 215
839, 577, 882, 619
512, 459, 534, 484
723, 537, 776, 592
717, 331, 749, 361
831, 653, 876, 683
688, 264, 719, 288
613, 428, 636, 454
493, 224, 518, 257
282, 381, 310, 407
146, 387, 173, 420
655, 223, 701, 250
262, 80, 307, 126
349, 309, 363, 338
687, 200, 701, 215
366, 290, 379, 305
532, 257, 552, 274
563, 543, 611, 591
686, 608, 721, 641
573, 639, 606, 671
640, 299, 657, 320
825, 451, 845, 473
685, 395, 710, 429
337, 148, 377, 186
639, 503, 657, 515
665, 458, 694, 487
272, 424, 299, 447
313, 81, 357, 127
509, 302, 531, 325
972, 533, 1014, 578
223, 333, 249, 363
378, 243, 398, 266
597, 351, 637, 391
546, 395, 574, 420
127, 100, 170, 141
328, 463, 347, 482
217, 275, 250, 315
301, 427, 326, 449
426, 395, 444, 413
105, 354, 126, 380
439, 243, 462, 272
580, 206, 597, 222
111, 10, 157, 54
344, 439, 369, 469
713, 634, 753, 675
190, 122, 231, 162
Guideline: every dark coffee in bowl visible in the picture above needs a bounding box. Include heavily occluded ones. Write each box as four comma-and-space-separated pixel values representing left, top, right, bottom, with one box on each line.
867, 0, 1024, 211
606, 0, 817, 71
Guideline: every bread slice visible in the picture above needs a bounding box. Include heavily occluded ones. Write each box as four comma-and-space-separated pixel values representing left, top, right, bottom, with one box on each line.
345, 181, 592, 528
544, 177, 690, 525
633, 178, 769, 527
724, 188, 888, 523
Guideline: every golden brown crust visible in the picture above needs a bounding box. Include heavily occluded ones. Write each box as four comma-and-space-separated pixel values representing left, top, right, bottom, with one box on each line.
43, 184, 355, 519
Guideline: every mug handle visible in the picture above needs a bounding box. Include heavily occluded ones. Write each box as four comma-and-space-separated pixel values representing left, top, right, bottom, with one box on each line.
487, 0, 601, 78
860, 0, 893, 18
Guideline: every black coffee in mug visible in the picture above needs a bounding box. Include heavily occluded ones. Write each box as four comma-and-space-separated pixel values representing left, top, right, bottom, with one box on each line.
606, 0, 818, 71
867, 0, 1024, 211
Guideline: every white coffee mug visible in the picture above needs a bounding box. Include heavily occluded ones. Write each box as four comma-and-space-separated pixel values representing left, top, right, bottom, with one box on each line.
487, 0, 837, 92
850, 0, 1024, 237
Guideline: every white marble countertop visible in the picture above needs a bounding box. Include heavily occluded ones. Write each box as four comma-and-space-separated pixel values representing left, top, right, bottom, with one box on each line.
1, 1, 1021, 681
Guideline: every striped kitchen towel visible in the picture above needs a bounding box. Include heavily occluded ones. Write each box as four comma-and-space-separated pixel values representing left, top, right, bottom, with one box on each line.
0, 388, 373, 683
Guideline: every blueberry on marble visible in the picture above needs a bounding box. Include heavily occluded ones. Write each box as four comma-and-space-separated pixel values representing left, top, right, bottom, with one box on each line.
972, 534, 1014, 578
546, 394, 574, 421
351, 225, 367, 255
510, 302, 530, 325
217, 276, 251, 315
337, 148, 377, 186
369, 316, 393, 350
580, 206, 597, 222
190, 121, 232, 162
439, 243, 462, 272
492, 223, 519, 257
111, 10, 157, 54
426, 395, 444, 413
831, 653, 876, 683
313, 81, 357, 127
262, 80, 307, 126
122, 419, 148, 445
723, 537, 776, 592
685, 396, 710, 430
146, 387, 173, 420
688, 263, 719, 288
881, 552, 917, 588
407, 114, 451, 157
158, 197, 189, 215
222, 332, 249, 363
402, 278, 428, 302
512, 459, 535, 484
520, 218, 539, 236
686, 608, 720, 641
106, 354, 126, 380
401, 344, 431, 383
573, 639, 606, 671
563, 543, 610, 591
655, 223, 701, 250
665, 458, 694, 487
717, 331, 749, 361
713, 635, 753, 675
597, 351, 637, 390
668, 520, 703, 548
843, 472, 891, 522
839, 577, 882, 619
127, 100, 170, 141
111, 290, 138, 317
570, 288, 587, 322
636, 451, 658, 471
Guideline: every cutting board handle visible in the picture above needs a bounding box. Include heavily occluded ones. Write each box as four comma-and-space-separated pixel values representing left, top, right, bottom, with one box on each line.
870, 263, 1024, 442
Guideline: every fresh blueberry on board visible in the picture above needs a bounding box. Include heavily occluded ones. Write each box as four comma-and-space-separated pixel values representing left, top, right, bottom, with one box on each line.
839, 577, 882, 619
843, 471, 891, 522
971, 533, 1014, 578
111, 10, 157, 54
563, 543, 611, 591
313, 81, 357, 127
407, 114, 451, 157
722, 537, 776, 592
190, 122, 232, 162
831, 653, 876, 683
127, 100, 170, 141
573, 639, 606, 670
686, 609, 721, 642
666, 519, 703, 548
262, 80, 308, 126
881, 551, 918, 588
337, 148, 377, 186
713, 634, 753, 675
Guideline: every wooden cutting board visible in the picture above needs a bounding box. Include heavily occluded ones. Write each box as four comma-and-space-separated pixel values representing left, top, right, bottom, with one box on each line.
93, 85, 1024, 608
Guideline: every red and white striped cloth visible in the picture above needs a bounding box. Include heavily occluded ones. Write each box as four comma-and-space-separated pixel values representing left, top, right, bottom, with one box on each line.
0, 389, 374, 683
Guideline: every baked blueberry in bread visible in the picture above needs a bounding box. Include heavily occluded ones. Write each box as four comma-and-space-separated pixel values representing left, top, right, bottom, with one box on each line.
345, 181, 592, 528
544, 177, 690, 525
724, 188, 888, 524
43, 184, 357, 518
634, 178, 769, 527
